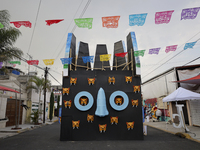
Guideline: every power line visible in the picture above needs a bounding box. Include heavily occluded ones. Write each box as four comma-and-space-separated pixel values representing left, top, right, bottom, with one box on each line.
27, 0, 42, 54
142, 30, 200, 80
52, 0, 92, 63
71, 0, 91, 33
48, 72, 62, 85
183, 56, 200, 66
50, 0, 84, 60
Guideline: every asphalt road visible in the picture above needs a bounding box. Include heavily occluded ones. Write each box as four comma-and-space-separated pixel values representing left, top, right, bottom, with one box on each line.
0, 122, 200, 150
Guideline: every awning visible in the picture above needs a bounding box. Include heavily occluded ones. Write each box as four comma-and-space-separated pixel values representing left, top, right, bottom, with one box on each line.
0, 85, 20, 93
172, 74, 200, 84
163, 87, 200, 102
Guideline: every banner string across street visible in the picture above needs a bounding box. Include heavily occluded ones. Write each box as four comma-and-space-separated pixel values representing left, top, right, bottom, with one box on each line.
1, 6, 200, 67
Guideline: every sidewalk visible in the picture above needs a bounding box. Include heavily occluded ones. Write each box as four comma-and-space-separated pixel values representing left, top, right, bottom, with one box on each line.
144, 120, 200, 143
0, 117, 58, 139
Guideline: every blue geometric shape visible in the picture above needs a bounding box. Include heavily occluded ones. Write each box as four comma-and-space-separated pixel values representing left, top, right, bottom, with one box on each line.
95, 87, 109, 117
109, 91, 129, 111
74, 91, 94, 111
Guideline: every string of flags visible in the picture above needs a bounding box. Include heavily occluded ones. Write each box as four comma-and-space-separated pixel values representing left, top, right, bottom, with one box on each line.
1, 7, 199, 69
2, 40, 197, 68
5, 7, 200, 29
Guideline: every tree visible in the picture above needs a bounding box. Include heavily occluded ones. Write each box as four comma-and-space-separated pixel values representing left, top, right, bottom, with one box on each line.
49, 92, 54, 121
26, 76, 51, 121
0, 10, 23, 65
57, 95, 60, 117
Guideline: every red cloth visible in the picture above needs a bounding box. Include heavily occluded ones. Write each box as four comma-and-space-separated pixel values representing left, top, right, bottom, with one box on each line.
45, 19, 64, 26
115, 52, 128, 57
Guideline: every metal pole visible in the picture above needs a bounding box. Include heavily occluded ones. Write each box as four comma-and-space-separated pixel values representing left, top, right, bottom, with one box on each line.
15, 91, 18, 128
17, 83, 21, 127
43, 67, 48, 123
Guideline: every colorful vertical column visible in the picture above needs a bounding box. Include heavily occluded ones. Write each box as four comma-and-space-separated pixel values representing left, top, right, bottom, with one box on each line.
127, 32, 141, 75
64, 33, 76, 76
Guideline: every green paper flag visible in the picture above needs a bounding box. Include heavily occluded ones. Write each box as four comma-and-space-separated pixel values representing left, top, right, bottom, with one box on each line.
0, 23, 4, 28
74, 18, 93, 29
63, 64, 68, 69
136, 63, 140, 68
9, 61, 21, 65
134, 50, 145, 57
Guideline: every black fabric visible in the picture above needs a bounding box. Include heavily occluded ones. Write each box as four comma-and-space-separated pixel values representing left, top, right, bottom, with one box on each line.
93, 44, 110, 70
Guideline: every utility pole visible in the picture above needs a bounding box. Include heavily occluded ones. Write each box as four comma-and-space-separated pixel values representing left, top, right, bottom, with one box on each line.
43, 67, 49, 123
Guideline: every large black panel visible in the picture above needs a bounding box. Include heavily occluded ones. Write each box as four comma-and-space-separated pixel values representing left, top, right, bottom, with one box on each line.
76, 41, 91, 70
94, 44, 110, 70
60, 70, 143, 141
113, 41, 127, 70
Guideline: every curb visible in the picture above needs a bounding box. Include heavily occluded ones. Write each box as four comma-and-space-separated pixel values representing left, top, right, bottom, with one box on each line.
145, 123, 200, 143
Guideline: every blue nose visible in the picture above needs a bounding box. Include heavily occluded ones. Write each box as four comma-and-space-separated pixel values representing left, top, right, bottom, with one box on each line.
95, 87, 109, 117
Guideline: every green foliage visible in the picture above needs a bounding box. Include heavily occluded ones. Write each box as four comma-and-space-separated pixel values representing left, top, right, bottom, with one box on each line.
26, 76, 51, 93
57, 95, 60, 116
0, 10, 23, 63
26, 76, 51, 122
49, 92, 54, 121
30, 110, 41, 124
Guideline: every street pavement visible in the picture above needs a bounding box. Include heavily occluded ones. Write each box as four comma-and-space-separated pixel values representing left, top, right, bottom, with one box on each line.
0, 120, 200, 150
144, 120, 200, 143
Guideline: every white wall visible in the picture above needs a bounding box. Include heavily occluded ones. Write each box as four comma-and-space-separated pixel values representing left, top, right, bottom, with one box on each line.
142, 71, 176, 100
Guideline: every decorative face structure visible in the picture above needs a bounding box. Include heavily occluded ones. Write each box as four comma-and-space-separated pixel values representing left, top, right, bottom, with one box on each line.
64, 100, 72, 108
131, 99, 138, 107
70, 77, 77, 85
110, 116, 118, 125
88, 78, 95, 85
87, 114, 94, 123
125, 76, 132, 83
72, 120, 80, 129
99, 124, 107, 133
133, 85, 140, 93
108, 77, 115, 84
63, 88, 70, 95
126, 122, 134, 130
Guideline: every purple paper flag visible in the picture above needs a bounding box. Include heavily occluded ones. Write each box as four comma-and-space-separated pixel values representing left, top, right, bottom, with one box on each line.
181, 7, 200, 20
149, 48, 161, 55
0, 62, 3, 69
165, 45, 178, 53
155, 10, 174, 24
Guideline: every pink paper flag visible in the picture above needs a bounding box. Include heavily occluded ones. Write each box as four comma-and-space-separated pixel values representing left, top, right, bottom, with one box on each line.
165, 45, 178, 53
155, 10, 174, 24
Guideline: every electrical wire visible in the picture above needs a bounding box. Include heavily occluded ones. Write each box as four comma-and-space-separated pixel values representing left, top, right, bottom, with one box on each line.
27, 0, 42, 54
142, 31, 200, 80
71, 0, 91, 33
50, 0, 84, 60
48, 72, 62, 85
53, 0, 91, 62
